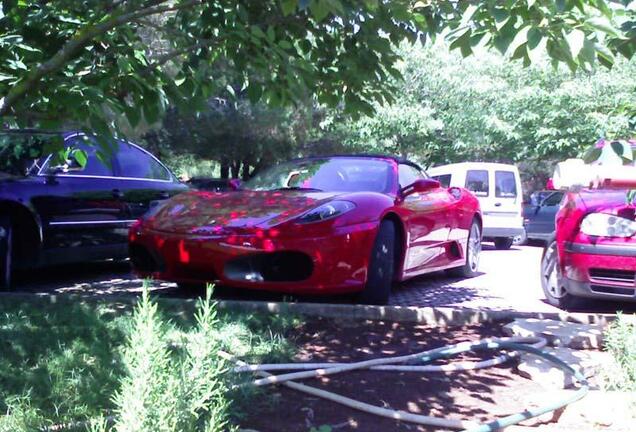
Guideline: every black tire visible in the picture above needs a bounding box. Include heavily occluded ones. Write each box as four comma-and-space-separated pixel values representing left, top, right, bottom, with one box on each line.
448, 219, 481, 278
541, 237, 577, 309
177, 283, 206, 294
358, 220, 396, 305
494, 237, 513, 250
0, 216, 13, 290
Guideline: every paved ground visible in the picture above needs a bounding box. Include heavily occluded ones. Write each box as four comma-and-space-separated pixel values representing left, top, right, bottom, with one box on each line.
10, 243, 636, 314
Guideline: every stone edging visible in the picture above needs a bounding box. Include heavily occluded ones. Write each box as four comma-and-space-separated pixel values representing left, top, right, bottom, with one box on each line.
0, 291, 628, 327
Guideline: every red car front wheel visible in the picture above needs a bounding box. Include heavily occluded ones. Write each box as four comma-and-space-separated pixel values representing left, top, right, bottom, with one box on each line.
541, 237, 576, 309
358, 220, 395, 305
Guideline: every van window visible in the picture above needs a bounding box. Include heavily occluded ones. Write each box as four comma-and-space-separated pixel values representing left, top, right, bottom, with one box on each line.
433, 174, 451, 188
495, 171, 517, 198
465, 170, 489, 196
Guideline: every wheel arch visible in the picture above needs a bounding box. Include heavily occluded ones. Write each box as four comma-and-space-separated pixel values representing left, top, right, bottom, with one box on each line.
0, 200, 43, 264
380, 212, 406, 281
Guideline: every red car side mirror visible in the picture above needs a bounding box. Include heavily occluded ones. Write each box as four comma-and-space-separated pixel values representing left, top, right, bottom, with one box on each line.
401, 178, 440, 197
546, 178, 555, 190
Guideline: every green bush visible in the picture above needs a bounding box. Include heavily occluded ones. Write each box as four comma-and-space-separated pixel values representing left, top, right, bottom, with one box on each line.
603, 314, 636, 392
0, 289, 297, 431
111, 288, 230, 432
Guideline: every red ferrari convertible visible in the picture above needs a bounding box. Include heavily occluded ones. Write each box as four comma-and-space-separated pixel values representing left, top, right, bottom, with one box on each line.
129, 155, 482, 303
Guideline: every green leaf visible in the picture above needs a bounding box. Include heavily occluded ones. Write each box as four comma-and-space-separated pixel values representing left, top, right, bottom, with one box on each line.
585, 16, 621, 38
247, 82, 262, 103
508, 26, 530, 55
71, 149, 88, 168
583, 146, 602, 163
309, 0, 330, 22
565, 29, 585, 59
281, 0, 296, 15
251, 25, 266, 39
449, 28, 472, 57
493, 20, 517, 54
278, 40, 292, 49
611, 140, 633, 161
527, 27, 542, 50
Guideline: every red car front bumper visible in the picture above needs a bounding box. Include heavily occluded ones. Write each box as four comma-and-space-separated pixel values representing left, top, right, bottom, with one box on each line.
129, 222, 378, 295
561, 240, 636, 301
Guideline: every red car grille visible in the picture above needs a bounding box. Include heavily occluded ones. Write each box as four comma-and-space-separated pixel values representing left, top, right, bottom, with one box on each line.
589, 268, 636, 296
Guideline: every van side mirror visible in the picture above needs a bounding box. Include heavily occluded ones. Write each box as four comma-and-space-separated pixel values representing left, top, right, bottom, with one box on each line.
401, 178, 440, 197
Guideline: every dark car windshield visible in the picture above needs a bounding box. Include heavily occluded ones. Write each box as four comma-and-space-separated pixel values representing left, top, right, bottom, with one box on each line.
243, 158, 394, 193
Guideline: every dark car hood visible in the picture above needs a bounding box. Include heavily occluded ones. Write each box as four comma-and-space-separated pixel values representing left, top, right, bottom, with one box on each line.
147, 190, 343, 235
576, 189, 635, 218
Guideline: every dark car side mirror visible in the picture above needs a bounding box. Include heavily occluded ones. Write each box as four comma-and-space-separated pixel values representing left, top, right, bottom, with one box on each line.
401, 178, 440, 197
228, 179, 241, 190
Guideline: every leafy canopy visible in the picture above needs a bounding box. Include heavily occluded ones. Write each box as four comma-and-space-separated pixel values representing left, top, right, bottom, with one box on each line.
1, 0, 636, 140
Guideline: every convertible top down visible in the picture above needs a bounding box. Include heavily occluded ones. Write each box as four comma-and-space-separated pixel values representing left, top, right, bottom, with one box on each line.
129, 155, 482, 303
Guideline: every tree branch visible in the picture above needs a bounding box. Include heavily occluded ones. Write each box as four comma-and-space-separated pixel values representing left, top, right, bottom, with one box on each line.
0, 0, 202, 116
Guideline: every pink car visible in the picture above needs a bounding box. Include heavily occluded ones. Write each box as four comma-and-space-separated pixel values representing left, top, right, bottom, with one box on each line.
541, 140, 636, 309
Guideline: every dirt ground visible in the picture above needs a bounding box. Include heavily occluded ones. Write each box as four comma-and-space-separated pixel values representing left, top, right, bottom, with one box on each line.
238, 318, 576, 432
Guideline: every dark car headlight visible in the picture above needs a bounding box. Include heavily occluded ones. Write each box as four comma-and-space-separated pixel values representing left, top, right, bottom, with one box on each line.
580, 213, 636, 237
296, 200, 356, 224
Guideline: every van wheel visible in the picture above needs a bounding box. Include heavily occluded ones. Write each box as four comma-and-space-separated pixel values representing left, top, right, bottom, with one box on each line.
0, 216, 13, 290
494, 237, 513, 250
358, 220, 395, 305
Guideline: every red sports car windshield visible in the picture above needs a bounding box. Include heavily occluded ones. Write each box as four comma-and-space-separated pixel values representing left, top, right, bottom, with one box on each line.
243, 157, 395, 193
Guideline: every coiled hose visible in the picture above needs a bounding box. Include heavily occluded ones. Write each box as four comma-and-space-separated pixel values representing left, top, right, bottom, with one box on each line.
220, 336, 589, 432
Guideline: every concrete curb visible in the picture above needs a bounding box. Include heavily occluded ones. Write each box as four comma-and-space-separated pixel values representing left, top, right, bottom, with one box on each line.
0, 291, 627, 327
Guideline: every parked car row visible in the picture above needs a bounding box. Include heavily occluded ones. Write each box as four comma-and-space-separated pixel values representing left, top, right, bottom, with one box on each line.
1, 132, 483, 304
2, 130, 634, 309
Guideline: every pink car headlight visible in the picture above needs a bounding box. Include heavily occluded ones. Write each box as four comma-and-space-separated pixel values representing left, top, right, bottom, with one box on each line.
580, 213, 636, 238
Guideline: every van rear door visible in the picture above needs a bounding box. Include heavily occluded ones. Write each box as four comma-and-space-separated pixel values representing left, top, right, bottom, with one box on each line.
464, 167, 524, 240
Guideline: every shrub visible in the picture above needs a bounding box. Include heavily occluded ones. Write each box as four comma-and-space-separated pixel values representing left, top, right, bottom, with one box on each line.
111, 287, 230, 432
603, 314, 636, 392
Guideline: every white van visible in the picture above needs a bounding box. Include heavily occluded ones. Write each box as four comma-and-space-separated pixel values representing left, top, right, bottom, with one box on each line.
427, 162, 524, 250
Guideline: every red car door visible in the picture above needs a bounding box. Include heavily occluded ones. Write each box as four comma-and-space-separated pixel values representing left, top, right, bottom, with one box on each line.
396, 164, 456, 276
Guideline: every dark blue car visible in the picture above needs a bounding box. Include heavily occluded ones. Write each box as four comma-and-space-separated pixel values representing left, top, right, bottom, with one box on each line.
522, 190, 564, 243
0, 131, 188, 288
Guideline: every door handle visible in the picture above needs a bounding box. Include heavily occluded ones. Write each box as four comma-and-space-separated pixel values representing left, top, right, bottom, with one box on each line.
159, 191, 170, 199
494, 202, 502, 207
112, 189, 124, 199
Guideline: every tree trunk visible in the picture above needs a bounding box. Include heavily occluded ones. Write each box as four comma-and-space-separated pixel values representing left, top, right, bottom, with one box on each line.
220, 159, 229, 179
241, 159, 251, 180
231, 160, 241, 179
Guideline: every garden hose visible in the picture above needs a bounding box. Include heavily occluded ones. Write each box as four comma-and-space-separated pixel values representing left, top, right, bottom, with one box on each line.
221, 336, 589, 432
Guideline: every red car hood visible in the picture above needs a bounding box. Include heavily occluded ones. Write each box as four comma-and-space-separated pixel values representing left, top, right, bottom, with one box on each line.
577, 190, 635, 219
146, 190, 343, 235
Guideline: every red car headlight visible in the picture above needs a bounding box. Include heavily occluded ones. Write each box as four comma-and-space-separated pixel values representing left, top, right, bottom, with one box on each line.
295, 200, 356, 224
580, 213, 636, 238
